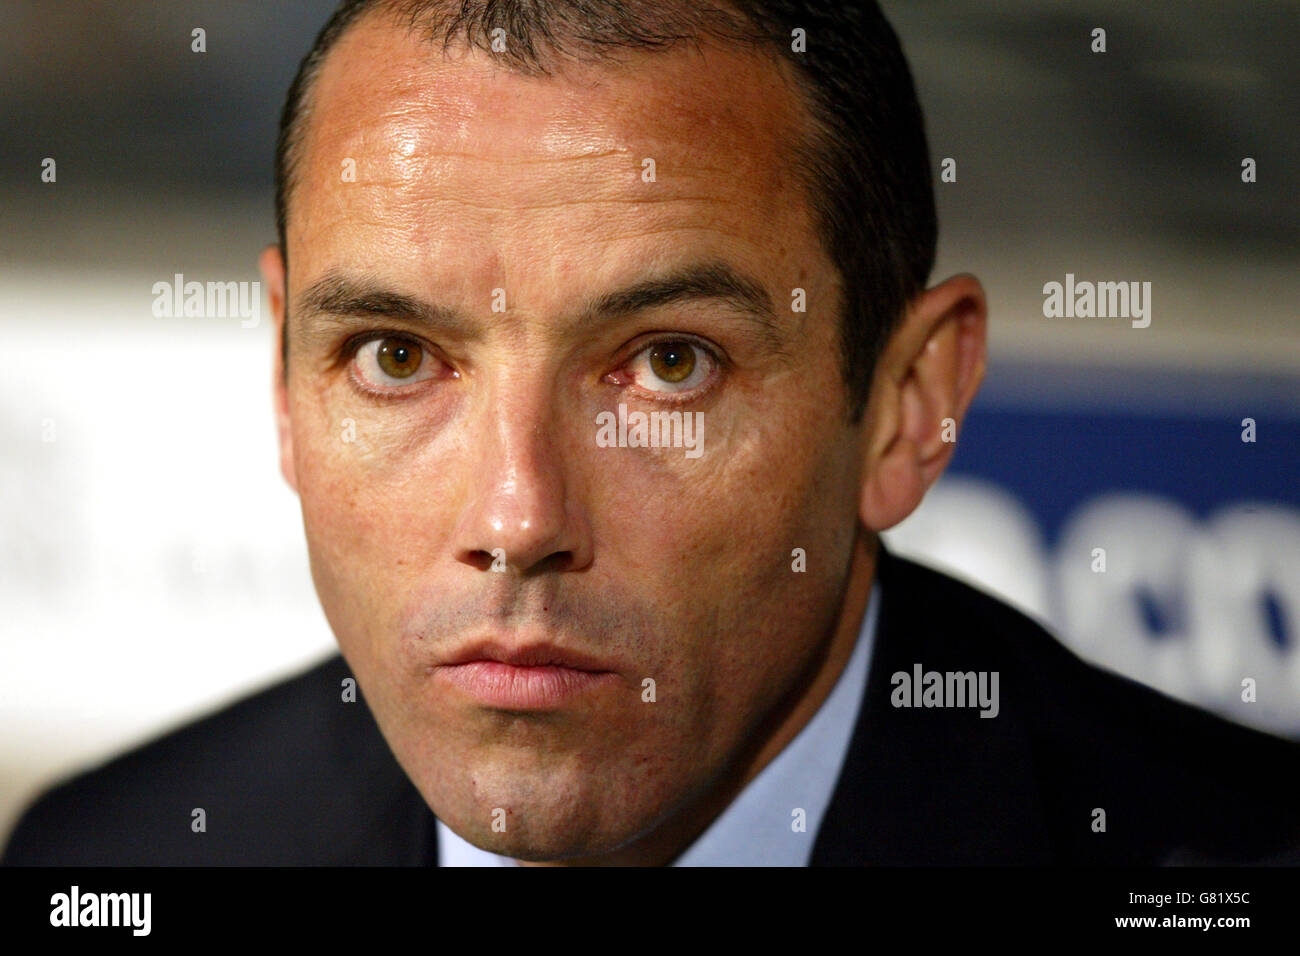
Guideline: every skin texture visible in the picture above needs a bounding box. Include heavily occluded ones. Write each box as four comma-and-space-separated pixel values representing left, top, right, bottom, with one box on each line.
260, 11, 987, 865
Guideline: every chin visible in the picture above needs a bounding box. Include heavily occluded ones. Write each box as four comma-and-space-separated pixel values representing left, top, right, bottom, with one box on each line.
441, 800, 633, 863
423, 759, 670, 863
478, 831, 605, 863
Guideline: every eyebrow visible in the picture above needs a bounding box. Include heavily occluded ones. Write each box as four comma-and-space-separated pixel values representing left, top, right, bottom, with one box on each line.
292, 260, 783, 349
577, 261, 780, 345
296, 272, 473, 337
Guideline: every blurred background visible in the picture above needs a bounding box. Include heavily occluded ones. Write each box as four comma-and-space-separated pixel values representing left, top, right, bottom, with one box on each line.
1, 0, 1297, 845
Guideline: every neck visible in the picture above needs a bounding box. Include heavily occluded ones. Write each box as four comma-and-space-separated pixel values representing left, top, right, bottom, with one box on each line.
519, 528, 880, 866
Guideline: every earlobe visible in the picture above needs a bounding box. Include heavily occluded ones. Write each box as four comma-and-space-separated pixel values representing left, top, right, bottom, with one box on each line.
259, 245, 298, 495
857, 274, 988, 531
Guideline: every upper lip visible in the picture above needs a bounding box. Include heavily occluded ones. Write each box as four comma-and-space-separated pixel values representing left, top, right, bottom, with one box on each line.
440, 640, 615, 673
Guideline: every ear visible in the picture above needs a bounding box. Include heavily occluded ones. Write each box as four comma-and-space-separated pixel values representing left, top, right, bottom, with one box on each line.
858, 273, 987, 531
260, 244, 298, 494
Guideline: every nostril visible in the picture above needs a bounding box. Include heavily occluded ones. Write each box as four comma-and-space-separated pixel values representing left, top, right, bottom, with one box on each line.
459, 549, 574, 574
464, 549, 496, 572
529, 551, 575, 576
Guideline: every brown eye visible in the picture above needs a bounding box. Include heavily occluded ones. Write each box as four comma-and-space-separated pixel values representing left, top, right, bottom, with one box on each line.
376, 337, 422, 378
352, 335, 440, 391
648, 342, 696, 383
627, 339, 714, 395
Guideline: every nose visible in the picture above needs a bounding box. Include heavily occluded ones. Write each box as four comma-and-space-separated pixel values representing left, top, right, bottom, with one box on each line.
451, 381, 593, 576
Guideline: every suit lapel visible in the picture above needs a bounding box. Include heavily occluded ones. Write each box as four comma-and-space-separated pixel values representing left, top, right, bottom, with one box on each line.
811, 543, 1053, 864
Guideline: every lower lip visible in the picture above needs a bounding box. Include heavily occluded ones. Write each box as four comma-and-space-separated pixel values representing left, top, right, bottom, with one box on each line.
435, 661, 616, 709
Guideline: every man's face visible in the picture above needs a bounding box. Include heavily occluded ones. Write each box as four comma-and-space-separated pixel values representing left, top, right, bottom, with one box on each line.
278, 15, 868, 860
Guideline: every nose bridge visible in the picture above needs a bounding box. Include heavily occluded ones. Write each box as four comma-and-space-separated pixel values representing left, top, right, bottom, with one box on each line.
491, 382, 562, 508
454, 364, 588, 573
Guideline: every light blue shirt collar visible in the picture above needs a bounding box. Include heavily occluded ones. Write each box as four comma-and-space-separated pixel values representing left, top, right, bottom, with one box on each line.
438, 581, 879, 866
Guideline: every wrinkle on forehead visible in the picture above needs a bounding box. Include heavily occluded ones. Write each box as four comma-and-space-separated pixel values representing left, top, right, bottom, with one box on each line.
294, 13, 810, 215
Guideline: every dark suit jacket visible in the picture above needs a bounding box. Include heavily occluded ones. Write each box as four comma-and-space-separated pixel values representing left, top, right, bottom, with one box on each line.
5, 545, 1299, 865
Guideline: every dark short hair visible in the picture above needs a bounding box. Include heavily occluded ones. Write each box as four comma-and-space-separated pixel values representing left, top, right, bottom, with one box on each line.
274, 0, 936, 420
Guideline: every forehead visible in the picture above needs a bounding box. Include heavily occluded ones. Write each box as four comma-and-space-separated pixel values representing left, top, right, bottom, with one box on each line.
303, 11, 809, 175
290, 11, 821, 293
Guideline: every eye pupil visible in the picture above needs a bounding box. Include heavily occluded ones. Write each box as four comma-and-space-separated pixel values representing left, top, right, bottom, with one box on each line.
376, 338, 422, 378
649, 342, 695, 383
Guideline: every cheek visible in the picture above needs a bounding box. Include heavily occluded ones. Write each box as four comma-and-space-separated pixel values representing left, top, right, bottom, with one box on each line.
599, 397, 858, 582
288, 388, 460, 653
591, 406, 860, 690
